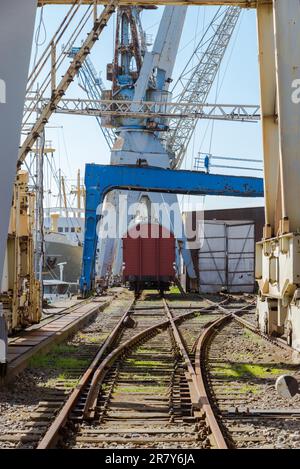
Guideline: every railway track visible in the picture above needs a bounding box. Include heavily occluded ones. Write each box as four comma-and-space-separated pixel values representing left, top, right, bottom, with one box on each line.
1, 291, 299, 449
35, 292, 255, 449
195, 297, 300, 449
3, 294, 116, 385
0, 290, 133, 448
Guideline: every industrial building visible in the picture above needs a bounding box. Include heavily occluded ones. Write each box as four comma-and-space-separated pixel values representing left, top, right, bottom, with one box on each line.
182, 207, 264, 293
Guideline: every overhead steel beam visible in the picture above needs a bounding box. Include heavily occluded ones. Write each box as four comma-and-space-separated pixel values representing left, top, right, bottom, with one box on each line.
79, 163, 264, 294
85, 164, 264, 202
38, 1, 269, 7
25, 97, 260, 122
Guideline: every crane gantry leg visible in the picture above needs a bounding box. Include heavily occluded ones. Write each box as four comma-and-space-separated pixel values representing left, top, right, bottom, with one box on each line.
256, 3, 280, 239
0, 0, 36, 372
256, 0, 300, 350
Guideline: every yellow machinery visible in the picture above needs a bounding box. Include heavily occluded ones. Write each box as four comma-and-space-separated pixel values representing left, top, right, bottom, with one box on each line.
0, 171, 41, 334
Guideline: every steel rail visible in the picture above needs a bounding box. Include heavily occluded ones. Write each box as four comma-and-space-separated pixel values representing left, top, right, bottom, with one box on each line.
36, 294, 292, 449
165, 298, 228, 448
163, 299, 214, 414
37, 301, 221, 448
82, 302, 218, 419
37, 296, 136, 449
193, 297, 258, 449
203, 295, 292, 352
195, 314, 232, 448
194, 295, 293, 450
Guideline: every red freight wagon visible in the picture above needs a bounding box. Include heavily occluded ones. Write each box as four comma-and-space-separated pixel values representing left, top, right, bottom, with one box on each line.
122, 223, 175, 294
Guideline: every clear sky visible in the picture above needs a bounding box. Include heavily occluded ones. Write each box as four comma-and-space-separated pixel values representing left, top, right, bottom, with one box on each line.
30, 4, 264, 212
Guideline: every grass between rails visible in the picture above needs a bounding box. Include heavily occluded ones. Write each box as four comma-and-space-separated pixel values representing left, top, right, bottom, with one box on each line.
218, 384, 259, 394
29, 343, 90, 370
212, 363, 290, 379
115, 385, 166, 394
77, 332, 106, 343
239, 384, 259, 394
126, 358, 166, 367
243, 328, 265, 345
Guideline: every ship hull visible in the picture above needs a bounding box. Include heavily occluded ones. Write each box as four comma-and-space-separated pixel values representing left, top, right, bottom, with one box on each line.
43, 236, 82, 285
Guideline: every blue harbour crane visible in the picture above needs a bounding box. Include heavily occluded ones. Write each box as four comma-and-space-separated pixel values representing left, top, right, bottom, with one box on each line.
79, 5, 263, 295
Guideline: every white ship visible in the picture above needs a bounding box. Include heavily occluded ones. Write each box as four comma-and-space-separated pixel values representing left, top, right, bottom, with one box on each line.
42, 169, 85, 290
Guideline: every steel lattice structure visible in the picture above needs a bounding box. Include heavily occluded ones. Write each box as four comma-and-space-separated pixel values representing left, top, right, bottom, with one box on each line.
69, 48, 115, 148
165, 6, 241, 168
24, 97, 260, 122
18, 1, 117, 165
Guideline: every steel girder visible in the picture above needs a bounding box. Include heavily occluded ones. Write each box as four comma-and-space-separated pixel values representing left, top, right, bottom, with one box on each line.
38, 1, 269, 8
166, 6, 241, 168
25, 98, 260, 122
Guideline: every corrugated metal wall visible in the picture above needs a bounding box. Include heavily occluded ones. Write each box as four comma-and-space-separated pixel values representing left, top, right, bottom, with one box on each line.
198, 221, 255, 293
183, 207, 264, 292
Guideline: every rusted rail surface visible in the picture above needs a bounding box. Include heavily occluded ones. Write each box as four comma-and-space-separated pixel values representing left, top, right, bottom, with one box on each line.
195, 315, 231, 448
37, 298, 222, 448
37, 293, 271, 450
204, 295, 292, 352
192, 298, 256, 449
37, 297, 136, 449
194, 296, 296, 449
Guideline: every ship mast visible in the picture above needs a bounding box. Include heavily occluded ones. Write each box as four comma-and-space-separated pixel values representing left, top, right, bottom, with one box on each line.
61, 176, 69, 218
77, 169, 81, 218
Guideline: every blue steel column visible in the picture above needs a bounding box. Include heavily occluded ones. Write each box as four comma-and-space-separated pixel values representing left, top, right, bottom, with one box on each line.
80, 167, 103, 295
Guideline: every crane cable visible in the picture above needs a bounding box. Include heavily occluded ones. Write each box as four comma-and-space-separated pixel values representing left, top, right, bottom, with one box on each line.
180, 6, 202, 214
33, 6, 47, 68
197, 9, 244, 169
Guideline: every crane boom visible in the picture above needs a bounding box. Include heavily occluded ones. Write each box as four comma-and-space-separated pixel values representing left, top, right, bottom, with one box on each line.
69, 48, 115, 149
165, 6, 240, 168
